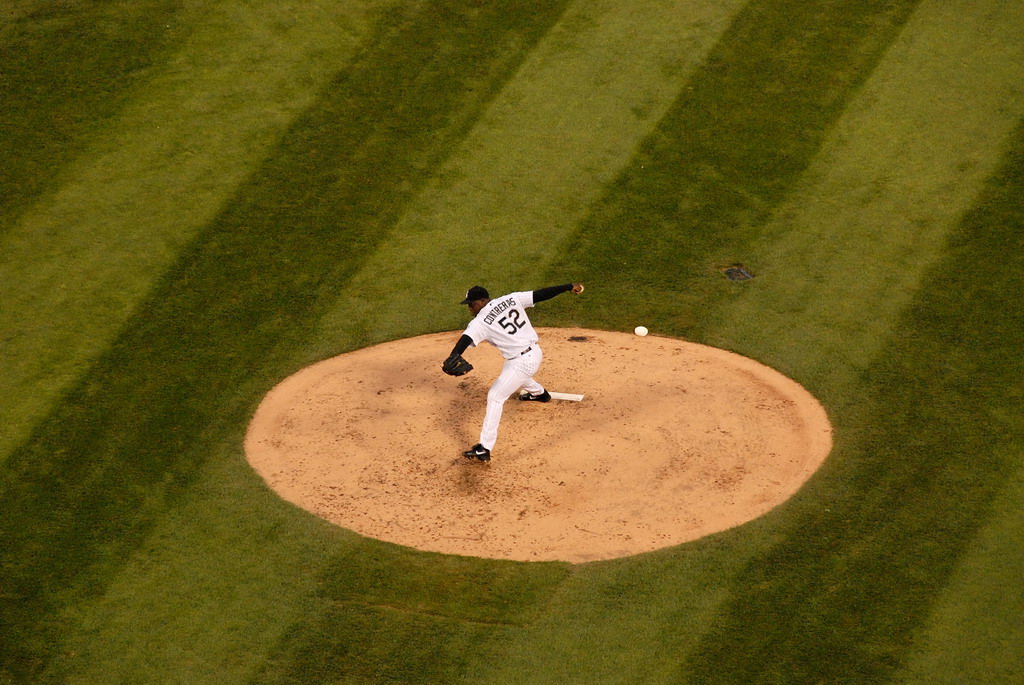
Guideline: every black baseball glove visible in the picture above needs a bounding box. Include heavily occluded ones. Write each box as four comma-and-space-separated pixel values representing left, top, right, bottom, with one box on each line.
441, 352, 473, 377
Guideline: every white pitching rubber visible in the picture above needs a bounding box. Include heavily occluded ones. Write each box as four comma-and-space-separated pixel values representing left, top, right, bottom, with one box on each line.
549, 391, 585, 402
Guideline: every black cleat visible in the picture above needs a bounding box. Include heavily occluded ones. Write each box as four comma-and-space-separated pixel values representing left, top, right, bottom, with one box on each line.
519, 390, 551, 403
463, 444, 491, 462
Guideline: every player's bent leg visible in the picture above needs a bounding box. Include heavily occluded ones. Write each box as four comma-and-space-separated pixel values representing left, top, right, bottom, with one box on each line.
520, 378, 544, 396
514, 348, 545, 400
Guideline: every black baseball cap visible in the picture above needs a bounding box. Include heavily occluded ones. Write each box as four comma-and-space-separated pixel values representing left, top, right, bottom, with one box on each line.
460, 285, 489, 304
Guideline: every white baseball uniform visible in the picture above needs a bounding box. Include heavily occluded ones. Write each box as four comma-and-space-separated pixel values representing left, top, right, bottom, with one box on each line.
463, 291, 546, 450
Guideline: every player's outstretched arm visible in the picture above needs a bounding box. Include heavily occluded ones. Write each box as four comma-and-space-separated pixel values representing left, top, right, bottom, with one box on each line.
533, 283, 583, 303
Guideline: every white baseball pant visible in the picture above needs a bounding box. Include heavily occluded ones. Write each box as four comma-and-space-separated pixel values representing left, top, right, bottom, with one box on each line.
479, 346, 544, 450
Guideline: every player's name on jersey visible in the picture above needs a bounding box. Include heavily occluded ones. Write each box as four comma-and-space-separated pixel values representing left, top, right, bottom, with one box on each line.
482, 297, 517, 325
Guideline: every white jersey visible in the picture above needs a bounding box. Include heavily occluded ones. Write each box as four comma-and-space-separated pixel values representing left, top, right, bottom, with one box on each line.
464, 291, 539, 359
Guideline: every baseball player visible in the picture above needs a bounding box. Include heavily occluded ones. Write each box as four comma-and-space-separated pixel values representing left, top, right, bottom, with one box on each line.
442, 282, 584, 462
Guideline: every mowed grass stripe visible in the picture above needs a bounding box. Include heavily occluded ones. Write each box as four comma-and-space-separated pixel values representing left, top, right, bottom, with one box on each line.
1, 3, 574, 681
253, 544, 572, 685
703, 0, 1024, 403
542, 0, 921, 335
900, 450, 1024, 684
900, 461, 1024, 685
682, 131, 1024, 683
0, 0, 183, 224
894, 128, 1024, 685
0, 0, 386, 463
308, 0, 747, 349
677, 0, 1024, 679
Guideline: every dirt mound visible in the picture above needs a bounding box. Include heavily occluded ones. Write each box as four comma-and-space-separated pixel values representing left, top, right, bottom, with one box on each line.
245, 328, 832, 563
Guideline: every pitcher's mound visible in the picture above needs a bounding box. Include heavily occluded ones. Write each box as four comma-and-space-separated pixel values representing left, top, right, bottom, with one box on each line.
245, 328, 831, 563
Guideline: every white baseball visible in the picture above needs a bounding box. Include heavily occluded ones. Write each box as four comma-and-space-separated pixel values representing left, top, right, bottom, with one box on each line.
634, 325, 648, 337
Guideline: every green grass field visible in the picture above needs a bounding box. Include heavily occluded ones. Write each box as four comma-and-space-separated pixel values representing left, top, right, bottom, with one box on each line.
2, 0, 1022, 682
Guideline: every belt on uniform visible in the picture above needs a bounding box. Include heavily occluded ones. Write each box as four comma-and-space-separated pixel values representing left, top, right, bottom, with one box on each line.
517, 346, 533, 357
